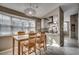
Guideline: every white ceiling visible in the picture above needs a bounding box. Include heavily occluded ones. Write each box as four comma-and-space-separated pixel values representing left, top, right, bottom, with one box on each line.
0, 3, 78, 19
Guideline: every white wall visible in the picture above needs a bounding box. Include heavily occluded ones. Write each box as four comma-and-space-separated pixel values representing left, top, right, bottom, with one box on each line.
43, 7, 59, 18
0, 36, 18, 51
41, 19, 48, 29
0, 36, 12, 51
41, 7, 60, 46
78, 10, 79, 47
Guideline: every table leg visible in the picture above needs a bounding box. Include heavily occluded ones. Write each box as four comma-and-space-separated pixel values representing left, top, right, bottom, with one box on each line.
45, 36, 47, 50
13, 38, 15, 55
18, 41, 20, 55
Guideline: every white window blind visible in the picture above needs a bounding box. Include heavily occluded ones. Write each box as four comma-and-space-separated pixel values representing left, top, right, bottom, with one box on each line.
0, 14, 36, 36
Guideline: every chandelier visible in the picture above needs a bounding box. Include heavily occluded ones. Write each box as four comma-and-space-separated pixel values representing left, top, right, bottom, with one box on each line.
24, 3, 37, 16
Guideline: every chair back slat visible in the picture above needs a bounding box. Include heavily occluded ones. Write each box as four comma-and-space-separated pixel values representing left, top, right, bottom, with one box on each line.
17, 31, 25, 35
29, 32, 36, 45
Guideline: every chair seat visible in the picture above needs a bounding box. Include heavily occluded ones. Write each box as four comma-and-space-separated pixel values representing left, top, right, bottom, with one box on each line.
23, 42, 35, 49
37, 39, 44, 43
21, 41, 29, 46
29, 43, 35, 48
22, 43, 36, 54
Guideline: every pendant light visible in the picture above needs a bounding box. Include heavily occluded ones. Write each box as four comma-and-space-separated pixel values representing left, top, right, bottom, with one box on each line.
24, 3, 36, 16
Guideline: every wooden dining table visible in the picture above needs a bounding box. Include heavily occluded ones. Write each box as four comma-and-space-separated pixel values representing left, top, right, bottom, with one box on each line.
13, 35, 29, 55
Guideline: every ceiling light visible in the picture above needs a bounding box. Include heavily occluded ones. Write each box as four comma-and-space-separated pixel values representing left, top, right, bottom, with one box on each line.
24, 3, 37, 16
24, 8, 36, 16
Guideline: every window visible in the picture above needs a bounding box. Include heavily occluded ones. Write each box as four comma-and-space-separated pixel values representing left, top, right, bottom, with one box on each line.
0, 14, 36, 36
0, 26, 11, 35
29, 20, 35, 27
22, 20, 29, 33
0, 14, 11, 35
29, 20, 35, 32
12, 18, 23, 26
12, 18, 23, 34
2, 15, 11, 25
23, 20, 29, 27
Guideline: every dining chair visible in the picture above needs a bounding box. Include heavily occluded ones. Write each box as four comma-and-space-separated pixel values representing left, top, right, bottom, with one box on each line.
16, 31, 27, 54
21, 32, 37, 55
36, 32, 47, 54
17, 31, 25, 35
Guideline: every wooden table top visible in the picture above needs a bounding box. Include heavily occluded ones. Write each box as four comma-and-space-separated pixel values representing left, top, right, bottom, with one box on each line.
13, 33, 41, 41
13, 35, 29, 41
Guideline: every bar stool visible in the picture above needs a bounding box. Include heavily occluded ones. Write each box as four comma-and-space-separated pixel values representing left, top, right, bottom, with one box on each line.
17, 31, 26, 55
17, 31, 25, 35
36, 32, 47, 54
21, 32, 37, 55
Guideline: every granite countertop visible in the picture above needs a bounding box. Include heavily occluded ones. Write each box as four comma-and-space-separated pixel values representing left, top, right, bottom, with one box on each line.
46, 33, 59, 36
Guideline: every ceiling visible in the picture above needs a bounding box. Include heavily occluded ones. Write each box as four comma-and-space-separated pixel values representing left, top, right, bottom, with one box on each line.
61, 3, 79, 21
0, 3, 78, 19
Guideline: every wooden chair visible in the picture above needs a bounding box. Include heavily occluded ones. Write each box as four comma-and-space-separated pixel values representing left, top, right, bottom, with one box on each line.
21, 32, 37, 55
36, 32, 47, 54
17, 31, 25, 35
17, 31, 27, 54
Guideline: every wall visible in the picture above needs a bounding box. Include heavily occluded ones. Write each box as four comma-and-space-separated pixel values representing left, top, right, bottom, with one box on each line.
41, 7, 60, 46
64, 15, 71, 38
41, 19, 48, 29
75, 14, 78, 39
43, 7, 59, 18
64, 21, 69, 36
70, 14, 78, 39
0, 36, 19, 51
41, 18, 49, 32
59, 7, 64, 46
78, 10, 79, 47
42, 7, 60, 34
0, 36, 13, 51
41, 7, 64, 47
36, 19, 41, 32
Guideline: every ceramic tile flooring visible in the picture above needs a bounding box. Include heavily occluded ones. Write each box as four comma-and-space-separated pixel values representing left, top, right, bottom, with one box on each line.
45, 37, 79, 55
0, 36, 79, 55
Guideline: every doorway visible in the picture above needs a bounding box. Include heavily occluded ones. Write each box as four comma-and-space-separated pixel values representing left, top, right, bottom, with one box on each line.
64, 14, 78, 47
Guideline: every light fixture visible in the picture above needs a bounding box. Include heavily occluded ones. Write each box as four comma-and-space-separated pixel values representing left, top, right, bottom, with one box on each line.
24, 3, 37, 16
